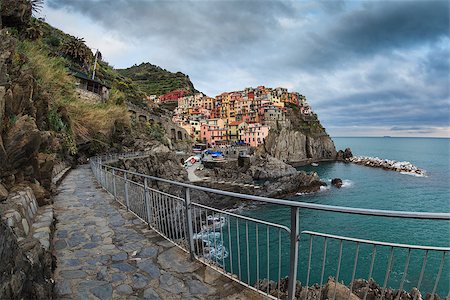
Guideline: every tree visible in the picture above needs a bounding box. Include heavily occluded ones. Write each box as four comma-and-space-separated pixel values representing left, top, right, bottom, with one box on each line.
60, 37, 93, 68
30, 0, 44, 14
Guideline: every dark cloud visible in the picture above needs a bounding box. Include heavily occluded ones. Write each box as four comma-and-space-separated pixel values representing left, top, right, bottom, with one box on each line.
280, 0, 449, 70
44, 0, 450, 136
47, 0, 294, 60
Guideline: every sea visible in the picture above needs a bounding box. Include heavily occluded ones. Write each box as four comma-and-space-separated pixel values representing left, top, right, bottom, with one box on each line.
208, 137, 449, 296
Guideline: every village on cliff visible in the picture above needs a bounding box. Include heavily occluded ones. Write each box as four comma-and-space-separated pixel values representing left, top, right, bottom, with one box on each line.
149, 86, 312, 147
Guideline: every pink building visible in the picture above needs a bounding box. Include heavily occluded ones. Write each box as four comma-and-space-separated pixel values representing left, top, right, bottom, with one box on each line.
200, 119, 227, 146
242, 123, 270, 147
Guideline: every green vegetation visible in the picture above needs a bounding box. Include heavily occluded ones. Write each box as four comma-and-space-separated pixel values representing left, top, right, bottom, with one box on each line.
117, 63, 197, 96
145, 122, 166, 143
16, 40, 129, 152
35, 20, 146, 106
36, 21, 199, 106
60, 37, 93, 68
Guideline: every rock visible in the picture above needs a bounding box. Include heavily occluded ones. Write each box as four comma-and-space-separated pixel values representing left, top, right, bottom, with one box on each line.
4, 116, 41, 172
159, 273, 188, 294
111, 252, 128, 261
29, 182, 50, 206
336, 148, 353, 161
331, 178, 343, 188
0, 0, 32, 27
131, 273, 149, 289
262, 121, 337, 163
60, 270, 87, 279
137, 259, 160, 278
111, 262, 136, 272
157, 247, 199, 273
187, 279, 212, 295
344, 148, 353, 159
90, 282, 112, 300
21, 218, 29, 235
0, 183, 8, 201
54, 280, 72, 296
116, 284, 133, 295
36, 152, 57, 191
138, 246, 158, 258
143, 287, 161, 300
248, 155, 297, 179
323, 279, 359, 300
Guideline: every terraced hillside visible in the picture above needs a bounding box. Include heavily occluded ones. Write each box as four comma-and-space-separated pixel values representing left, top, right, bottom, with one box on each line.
117, 63, 197, 96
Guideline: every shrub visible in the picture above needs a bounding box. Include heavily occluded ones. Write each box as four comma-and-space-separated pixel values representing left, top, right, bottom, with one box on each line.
145, 123, 165, 142
44, 35, 60, 47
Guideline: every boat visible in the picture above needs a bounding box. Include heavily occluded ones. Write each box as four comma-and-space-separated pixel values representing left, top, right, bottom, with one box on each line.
311, 162, 319, 167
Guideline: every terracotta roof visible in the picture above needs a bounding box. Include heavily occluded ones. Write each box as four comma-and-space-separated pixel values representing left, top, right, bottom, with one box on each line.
229, 121, 242, 126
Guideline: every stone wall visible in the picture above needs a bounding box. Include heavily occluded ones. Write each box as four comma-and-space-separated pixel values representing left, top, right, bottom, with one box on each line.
76, 88, 102, 103
0, 187, 54, 299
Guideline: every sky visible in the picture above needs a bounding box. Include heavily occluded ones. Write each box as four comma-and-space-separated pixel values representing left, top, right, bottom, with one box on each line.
42, 0, 449, 137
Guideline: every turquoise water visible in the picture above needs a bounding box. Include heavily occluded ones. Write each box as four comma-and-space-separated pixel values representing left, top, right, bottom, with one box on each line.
215, 137, 449, 296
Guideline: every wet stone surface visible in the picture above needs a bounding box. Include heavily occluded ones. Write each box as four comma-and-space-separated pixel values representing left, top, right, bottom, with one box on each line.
53, 165, 259, 300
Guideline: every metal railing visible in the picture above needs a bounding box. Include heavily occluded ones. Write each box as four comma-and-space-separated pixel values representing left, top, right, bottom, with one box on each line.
90, 153, 450, 300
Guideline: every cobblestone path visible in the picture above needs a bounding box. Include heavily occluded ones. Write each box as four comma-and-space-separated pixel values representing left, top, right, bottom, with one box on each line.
53, 165, 260, 300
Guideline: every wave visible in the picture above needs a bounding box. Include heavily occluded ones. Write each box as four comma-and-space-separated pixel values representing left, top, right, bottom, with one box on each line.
320, 185, 331, 192
324, 178, 354, 188
341, 179, 354, 188
400, 171, 427, 178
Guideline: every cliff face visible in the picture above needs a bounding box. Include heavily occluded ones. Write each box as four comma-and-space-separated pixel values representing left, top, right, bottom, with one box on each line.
262, 108, 336, 163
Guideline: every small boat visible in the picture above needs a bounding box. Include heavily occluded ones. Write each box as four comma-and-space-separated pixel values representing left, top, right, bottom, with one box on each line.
311, 162, 319, 167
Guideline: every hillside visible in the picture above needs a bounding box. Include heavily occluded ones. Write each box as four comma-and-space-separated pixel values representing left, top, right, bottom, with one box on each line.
117, 63, 197, 96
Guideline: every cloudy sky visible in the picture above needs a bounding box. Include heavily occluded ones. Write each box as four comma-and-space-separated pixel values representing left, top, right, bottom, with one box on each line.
42, 0, 449, 137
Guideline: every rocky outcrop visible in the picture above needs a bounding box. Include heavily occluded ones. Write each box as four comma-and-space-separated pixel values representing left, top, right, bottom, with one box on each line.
263, 128, 337, 163
262, 170, 325, 197
248, 155, 298, 179
331, 178, 343, 188
4, 115, 41, 171
336, 147, 353, 160
117, 144, 187, 183
0, 0, 32, 28
0, 27, 65, 199
255, 277, 430, 300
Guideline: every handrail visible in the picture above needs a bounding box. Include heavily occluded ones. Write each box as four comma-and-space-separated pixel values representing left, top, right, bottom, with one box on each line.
91, 152, 450, 300
99, 160, 450, 220
302, 230, 450, 251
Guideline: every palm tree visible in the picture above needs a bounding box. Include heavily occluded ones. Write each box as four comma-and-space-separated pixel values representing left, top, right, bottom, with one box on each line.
30, 0, 44, 14
61, 37, 93, 67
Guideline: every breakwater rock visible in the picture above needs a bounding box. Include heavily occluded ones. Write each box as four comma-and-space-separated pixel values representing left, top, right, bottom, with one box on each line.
347, 156, 426, 176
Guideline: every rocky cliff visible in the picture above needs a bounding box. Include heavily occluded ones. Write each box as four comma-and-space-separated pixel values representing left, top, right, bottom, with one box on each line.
262, 106, 337, 163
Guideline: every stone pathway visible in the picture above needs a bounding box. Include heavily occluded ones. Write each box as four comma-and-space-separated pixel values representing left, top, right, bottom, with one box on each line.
186, 162, 204, 183
53, 165, 261, 300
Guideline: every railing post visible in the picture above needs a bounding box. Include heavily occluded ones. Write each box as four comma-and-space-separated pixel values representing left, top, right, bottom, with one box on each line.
112, 169, 117, 200
100, 165, 104, 186
288, 207, 300, 300
144, 178, 152, 228
124, 173, 130, 210
184, 187, 195, 261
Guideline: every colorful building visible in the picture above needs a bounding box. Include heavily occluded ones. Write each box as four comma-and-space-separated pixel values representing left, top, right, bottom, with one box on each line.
242, 123, 270, 147
172, 86, 313, 147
